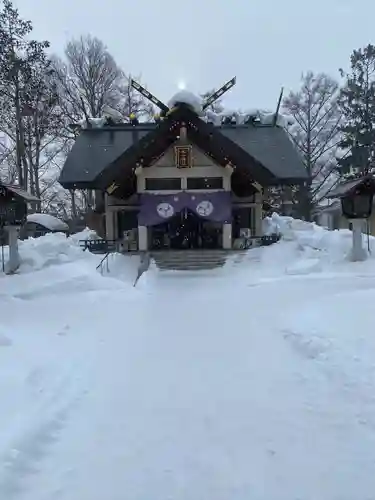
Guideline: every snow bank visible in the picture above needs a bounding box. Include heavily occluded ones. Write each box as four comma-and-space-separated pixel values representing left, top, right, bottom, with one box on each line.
226, 213, 375, 284
3, 211, 375, 288
17, 232, 97, 273
67, 227, 100, 244
264, 212, 375, 258
0, 229, 100, 277
1, 228, 144, 296
0, 232, 142, 302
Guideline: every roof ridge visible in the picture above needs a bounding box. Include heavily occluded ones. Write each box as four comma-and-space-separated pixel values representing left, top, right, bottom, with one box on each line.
82, 122, 282, 133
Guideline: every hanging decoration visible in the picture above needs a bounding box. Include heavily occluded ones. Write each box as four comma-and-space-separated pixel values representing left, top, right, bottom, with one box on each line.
138, 192, 231, 226
106, 182, 118, 195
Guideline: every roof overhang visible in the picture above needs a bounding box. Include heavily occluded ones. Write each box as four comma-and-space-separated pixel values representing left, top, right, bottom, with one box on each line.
326, 175, 375, 198
59, 103, 308, 193
0, 183, 40, 203
95, 105, 280, 197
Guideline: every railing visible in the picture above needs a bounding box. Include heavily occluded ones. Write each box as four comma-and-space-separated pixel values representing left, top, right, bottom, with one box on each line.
80, 239, 118, 254
235, 234, 280, 249
96, 252, 111, 275
261, 234, 281, 246
79, 238, 138, 254
80, 235, 281, 254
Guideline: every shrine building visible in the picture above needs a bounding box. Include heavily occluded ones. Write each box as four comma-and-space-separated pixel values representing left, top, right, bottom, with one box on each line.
59, 79, 308, 251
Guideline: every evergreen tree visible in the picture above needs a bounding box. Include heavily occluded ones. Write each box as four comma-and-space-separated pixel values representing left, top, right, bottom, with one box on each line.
338, 44, 375, 176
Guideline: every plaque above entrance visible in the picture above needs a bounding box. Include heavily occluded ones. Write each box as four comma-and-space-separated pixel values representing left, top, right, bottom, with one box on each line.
174, 145, 192, 168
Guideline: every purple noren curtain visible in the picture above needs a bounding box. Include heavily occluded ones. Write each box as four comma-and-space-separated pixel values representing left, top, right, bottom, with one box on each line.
138, 192, 231, 226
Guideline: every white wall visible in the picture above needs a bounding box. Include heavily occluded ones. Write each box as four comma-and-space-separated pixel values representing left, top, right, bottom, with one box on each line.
137, 144, 232, 193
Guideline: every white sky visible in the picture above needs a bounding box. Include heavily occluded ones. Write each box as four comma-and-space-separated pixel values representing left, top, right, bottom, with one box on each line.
13, 0, 375, 110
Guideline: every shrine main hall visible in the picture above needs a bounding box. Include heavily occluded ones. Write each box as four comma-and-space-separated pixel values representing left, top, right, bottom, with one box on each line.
59, 80, 307, 251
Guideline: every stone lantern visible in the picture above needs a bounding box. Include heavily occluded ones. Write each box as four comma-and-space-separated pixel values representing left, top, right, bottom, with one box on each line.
327, 174, 375, 261
0, 182, 40, 274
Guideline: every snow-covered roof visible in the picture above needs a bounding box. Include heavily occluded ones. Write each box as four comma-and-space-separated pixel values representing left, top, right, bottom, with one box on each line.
168, 90, 203, 115
27, 213, 69, 232
0, 182, 40, 202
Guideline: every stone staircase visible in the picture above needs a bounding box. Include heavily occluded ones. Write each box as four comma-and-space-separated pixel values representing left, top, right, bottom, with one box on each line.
150, 249, 246, 271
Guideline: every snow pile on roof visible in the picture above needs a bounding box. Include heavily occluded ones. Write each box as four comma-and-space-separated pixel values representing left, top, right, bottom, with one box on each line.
204, 109, 222, 126
102, 104, 124, 122
78, 105, 124, 129
168, 90, 203, 115
204, 108, 294, 127
27, 213, 69, 232
79, 117, 107, 129
258, 111, 293, 127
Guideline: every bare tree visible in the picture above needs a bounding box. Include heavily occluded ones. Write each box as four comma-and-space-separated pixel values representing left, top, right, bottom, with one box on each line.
53, 35, 124, 124
0, 132, 16, 181
282, 71, 343, 219
201, 88, 224, 114
51, 35, 123, 215
116, 74, 154, 120
53, 35, 153, 125
52, 35, 154, 218
0, 0, 51, 192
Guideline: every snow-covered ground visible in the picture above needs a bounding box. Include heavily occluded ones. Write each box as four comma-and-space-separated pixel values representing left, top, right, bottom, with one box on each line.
1, 217, 375, 500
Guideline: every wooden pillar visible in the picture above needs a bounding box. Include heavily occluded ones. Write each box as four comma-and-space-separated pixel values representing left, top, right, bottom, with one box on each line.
254, 192, 263, 236
222, 223, 232, 249
138, 225, 148, 250
105, 194, 116, 240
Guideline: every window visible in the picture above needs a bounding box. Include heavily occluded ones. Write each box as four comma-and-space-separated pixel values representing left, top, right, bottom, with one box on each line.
145, 178, 181, 190
186, 177, 223, 190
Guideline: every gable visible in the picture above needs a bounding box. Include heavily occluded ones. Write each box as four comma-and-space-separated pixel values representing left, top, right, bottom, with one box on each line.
149, 143, 224, 170
137, 143, 228, 193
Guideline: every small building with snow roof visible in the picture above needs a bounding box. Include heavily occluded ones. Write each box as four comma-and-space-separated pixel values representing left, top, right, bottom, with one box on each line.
20, 213, 69, 239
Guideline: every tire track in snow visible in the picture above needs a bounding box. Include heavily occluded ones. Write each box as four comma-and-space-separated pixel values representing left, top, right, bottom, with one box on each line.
0, 365, 89, 499
282, 326, 375, 429
246, 276, 375, 432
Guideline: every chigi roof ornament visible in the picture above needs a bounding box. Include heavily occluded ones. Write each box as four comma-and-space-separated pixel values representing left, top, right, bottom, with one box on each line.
130, 77, 236, 116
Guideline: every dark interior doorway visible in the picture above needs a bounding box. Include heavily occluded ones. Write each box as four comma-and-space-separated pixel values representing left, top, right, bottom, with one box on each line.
151, 209, 221, 250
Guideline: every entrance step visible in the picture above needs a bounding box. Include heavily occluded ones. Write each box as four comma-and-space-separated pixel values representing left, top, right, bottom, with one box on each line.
151, 250, 234, 271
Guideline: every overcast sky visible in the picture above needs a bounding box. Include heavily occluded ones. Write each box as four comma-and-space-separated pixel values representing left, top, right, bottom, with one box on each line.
13, 0, 375, 110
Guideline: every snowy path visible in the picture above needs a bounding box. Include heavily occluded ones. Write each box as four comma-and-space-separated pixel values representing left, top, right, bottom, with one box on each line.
2, 262, 375, 500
